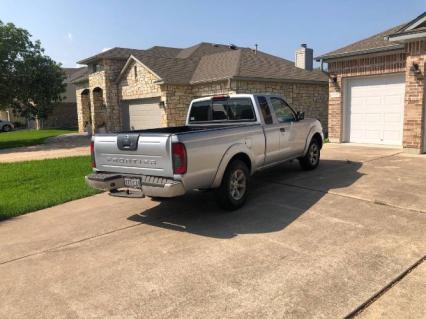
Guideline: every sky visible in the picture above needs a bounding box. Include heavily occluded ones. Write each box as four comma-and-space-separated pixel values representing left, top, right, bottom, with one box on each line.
0, 0, 424, 67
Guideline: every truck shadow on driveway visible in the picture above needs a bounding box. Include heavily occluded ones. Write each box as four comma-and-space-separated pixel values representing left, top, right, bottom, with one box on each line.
128, 159, 363, 239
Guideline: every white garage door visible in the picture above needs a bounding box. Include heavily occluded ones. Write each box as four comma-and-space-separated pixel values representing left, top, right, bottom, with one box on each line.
122, 98, 162, 131
346, 74, 405, 145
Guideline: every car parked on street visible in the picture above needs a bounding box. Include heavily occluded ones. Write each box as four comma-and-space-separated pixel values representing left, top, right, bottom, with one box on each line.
0, 120, 14, 132
86, 94, 324, 210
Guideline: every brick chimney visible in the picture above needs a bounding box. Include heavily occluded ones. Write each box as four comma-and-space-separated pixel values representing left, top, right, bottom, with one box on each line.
295, 44, 313, 71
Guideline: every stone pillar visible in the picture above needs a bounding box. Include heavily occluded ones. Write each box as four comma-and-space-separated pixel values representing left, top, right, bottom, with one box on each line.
76, 87, 91, 133
403, 41, 426, 153
103, 60, 125, 132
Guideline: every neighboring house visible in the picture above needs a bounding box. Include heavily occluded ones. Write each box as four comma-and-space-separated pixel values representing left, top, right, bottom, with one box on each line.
316, 11, 426, 154
72, 42, 328, 134
0, 67, 82, 129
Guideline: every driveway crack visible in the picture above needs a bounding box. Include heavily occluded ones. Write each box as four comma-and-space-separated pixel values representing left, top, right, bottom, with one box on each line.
344, 255, 426, 318
0, 223, 156, 266
263, 180, 426, 215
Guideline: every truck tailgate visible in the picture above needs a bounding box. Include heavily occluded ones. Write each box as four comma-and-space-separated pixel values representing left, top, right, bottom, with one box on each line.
93, 134, 174, 177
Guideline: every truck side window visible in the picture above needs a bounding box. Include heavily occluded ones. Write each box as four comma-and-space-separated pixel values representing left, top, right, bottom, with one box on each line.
227, 98, 255, 121
257, 96, 273, 124
189, 101, 210, 122
270, 97, 296, 123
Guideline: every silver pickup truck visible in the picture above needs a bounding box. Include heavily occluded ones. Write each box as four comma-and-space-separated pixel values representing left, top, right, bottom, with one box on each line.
86, 94, 323, 210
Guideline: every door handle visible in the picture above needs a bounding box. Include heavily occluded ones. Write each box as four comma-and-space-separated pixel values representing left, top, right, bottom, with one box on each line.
280, 127, 286, 133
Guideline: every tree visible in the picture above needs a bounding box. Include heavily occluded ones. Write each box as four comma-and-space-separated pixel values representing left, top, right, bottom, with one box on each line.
0, 20, 66, 122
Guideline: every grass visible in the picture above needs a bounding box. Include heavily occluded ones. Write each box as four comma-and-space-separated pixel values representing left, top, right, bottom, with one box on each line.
0, 156, 100, 220
0, 129, 76, 149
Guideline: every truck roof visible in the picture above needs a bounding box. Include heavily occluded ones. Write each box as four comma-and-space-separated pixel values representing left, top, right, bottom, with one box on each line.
191, 93, 282, 103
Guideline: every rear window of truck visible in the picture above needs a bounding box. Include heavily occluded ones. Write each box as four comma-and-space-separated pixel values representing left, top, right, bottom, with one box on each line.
189, 98, 256, 123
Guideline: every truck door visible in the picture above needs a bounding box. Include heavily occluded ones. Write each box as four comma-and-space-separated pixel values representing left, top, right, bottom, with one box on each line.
257, 96, 286, 165
269, 97, 299, 159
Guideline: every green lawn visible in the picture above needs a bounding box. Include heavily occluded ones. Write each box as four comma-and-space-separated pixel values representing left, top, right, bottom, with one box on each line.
0, 156, 100, 220
0, 129, 75, 149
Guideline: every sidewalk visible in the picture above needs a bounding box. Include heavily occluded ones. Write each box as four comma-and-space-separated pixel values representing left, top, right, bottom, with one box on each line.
0, 133, 90, 163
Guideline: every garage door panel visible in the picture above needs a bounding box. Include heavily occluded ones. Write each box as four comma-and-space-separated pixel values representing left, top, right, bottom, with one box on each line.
365, 96, 381, 106
123, 98, 162, 131
347, 74, 405, 146
383, 130, 401, 144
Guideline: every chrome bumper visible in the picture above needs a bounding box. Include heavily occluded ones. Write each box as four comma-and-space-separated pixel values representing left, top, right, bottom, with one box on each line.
85, 173, 186, 198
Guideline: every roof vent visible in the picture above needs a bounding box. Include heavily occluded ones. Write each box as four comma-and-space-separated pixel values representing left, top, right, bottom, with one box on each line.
229, 44, 238, 50
295, 44, 313, 71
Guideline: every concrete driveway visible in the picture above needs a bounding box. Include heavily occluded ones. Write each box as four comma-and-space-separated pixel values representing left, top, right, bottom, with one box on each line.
0, 144, 425, 318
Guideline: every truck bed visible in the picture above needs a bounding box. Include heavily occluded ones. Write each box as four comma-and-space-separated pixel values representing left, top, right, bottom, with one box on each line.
92, 123, 263, 180
111, 124, 257, 135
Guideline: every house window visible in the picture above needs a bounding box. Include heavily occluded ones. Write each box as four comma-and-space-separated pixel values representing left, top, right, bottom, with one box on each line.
134, 66, 138, 80
91, 63, 104, 73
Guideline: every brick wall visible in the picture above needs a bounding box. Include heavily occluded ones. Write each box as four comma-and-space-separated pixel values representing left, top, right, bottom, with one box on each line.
403, 41, 426, 151
327, 46, 426, 152
327, 51, 407, 143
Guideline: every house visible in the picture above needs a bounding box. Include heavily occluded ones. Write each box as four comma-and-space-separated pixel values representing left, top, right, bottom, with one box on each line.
316, 11, 426, 154
72, 43, 328, 134
0, 67, 83, 129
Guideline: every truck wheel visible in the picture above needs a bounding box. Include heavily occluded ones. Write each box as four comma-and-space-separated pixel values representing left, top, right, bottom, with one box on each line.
299, 138, 321, 170
215, 160, 249, 211
2, 125, 11, 132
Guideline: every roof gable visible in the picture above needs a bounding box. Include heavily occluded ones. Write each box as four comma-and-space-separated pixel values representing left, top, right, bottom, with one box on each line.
317, 12, 426, 60
396, 11, 426, 32
386, 11, 426, 42
317, 24, 405, 60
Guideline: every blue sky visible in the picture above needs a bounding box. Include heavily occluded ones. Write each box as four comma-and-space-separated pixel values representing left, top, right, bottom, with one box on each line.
0, 0, 424, 67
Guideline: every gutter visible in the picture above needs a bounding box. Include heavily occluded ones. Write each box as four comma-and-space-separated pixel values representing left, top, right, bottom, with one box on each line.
386, 30, 426, 42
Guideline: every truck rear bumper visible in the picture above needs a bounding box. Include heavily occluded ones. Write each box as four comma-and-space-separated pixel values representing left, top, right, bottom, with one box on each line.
85, 173, 186, 198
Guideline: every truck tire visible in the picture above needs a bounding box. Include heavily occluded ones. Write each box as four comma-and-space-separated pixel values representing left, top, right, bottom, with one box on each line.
215, 160, 249, 211
299, 138, 321, 170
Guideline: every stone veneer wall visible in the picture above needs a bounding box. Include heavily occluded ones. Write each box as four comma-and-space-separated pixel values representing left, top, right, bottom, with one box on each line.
327, 51, 406, 143
119, 60, 167, 125
75, 82, 90, 133
231, 80, 329, 134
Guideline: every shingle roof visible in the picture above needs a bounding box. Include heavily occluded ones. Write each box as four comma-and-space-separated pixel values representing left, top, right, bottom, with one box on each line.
190, 48, 327, 83
132, 52, 198, 84
61, 67, 89, 83
77, 47, 146, 64
79, 42, 328, 84
317, 24, 406, 60
67, 67, 89, 83
131, 43, 327, 84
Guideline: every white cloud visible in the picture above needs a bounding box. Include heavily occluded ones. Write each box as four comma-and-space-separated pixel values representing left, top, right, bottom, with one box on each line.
67, 32, 73, 41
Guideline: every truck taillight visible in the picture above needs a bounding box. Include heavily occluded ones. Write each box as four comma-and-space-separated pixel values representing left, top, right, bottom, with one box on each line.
172, 142, 187, 174
90, 141, 96, 168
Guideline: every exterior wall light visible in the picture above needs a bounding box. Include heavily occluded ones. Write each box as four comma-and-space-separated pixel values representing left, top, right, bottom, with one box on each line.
411, 63, 421, 75
159, 101, 165, 108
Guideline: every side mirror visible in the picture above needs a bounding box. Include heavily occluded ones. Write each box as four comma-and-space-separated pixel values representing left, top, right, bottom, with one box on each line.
296, 111, 305, 121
